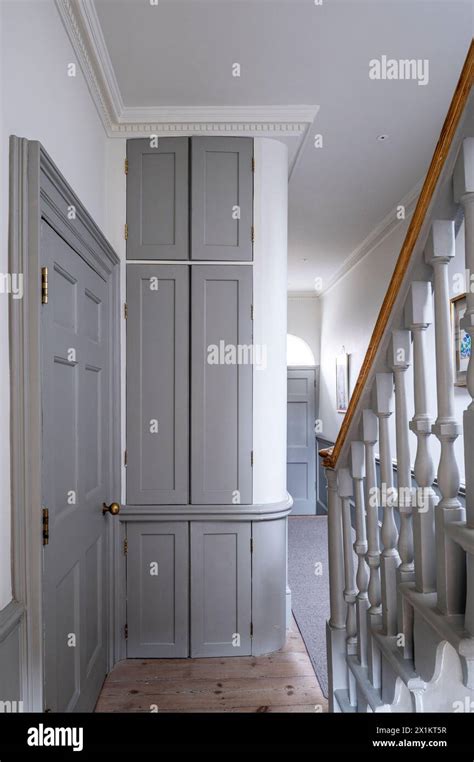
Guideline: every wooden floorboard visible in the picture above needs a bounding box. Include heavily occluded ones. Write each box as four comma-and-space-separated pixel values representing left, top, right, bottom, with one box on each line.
96, 617, 327, 713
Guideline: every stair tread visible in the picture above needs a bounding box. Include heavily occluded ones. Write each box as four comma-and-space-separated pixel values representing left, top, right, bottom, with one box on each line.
347, 655, 391, 712
334, 689, 357, 713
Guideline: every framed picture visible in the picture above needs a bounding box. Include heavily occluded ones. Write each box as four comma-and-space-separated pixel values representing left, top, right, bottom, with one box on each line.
451, 293, 471, 386
336, 350, 349, 413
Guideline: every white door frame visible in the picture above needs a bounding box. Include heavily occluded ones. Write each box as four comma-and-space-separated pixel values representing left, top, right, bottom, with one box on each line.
9, 137, 122, 711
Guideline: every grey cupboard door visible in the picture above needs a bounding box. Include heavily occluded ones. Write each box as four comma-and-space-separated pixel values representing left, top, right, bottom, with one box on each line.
190, 522, 251, 657
191, 137, 253, 261
287, 368, 316, 515
127, 265, 189, 504
126, 522, 189, 657
191, 265, 253, 505
126, 138, 189, 260
41, 221, 109, 712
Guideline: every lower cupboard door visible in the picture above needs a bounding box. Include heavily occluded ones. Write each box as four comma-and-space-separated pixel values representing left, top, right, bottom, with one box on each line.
126, 522, 189, 657
190, 522, 252, 657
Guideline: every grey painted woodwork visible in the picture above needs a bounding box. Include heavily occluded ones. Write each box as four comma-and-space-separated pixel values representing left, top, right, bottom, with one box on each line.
126, 522, 189, 657
0, 602, 24, 707
425, 221, 465, 615
41, 221, 109, 713
251, 518, 287, 655
126, 264, 189, 504
126, 138, 189, 260
191, 265, 253, 505
287, 368, 316, 515
190, 522, 251, 657
191, 137, 253, 261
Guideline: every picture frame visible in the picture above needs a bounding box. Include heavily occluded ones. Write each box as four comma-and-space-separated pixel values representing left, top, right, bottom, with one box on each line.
450, 293, 471, 387
336, 350, 349, 413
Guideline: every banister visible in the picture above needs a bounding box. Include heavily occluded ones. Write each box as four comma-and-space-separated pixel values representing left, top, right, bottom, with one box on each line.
319, 40, 474, 471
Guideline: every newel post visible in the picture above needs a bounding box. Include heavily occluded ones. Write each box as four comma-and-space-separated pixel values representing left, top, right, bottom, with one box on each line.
425, 220, 466, 615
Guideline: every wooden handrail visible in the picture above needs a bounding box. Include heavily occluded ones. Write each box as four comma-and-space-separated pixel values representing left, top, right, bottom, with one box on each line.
320, 40, 474, 470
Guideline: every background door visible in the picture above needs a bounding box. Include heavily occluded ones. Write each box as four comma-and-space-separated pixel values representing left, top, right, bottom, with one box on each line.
287, 368, 317, 515
41, 221, 111, 712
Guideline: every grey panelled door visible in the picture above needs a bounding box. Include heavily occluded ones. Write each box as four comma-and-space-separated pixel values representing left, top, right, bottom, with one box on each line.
191, 265, 253, 505
126, 523, 189, 657
190, 522, 251, 657
126, 138, 189, 260
287, 368, 317, 515
127, 265, 189, 504
191, 137, 253, 261
42, 221, 109, 712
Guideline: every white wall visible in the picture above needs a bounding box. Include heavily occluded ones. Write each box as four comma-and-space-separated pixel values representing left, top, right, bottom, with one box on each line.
0, 0, 108, 609
287, 295, 320, 366
318, 219, 411, 444
253, 138, 288, 504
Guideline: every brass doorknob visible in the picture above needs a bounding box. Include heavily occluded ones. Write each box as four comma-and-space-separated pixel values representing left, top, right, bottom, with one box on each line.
102, 501, 120, 516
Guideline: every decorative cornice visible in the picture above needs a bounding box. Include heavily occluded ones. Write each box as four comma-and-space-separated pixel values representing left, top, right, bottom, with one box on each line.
320, 177, 424, 298
55, 0, 318, 138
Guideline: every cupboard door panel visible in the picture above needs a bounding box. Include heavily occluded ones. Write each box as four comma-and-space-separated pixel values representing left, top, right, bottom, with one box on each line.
126, 138, 189, 260
191, 137, 253, 261
127, 522, 189, 657
190, 522, 251, 657
127, 265, 189, 504
191, 265, 253, 504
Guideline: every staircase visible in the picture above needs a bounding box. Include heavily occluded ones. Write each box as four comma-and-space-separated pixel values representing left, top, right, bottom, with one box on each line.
320, 42, 474, 713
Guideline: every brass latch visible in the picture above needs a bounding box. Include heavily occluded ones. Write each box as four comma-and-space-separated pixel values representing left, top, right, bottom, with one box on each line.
42, 507, 49, 545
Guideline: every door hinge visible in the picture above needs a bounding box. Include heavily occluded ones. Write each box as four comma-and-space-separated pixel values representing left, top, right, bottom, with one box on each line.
250, 304, 254, 321
42, 507, 49, 546
41, 267, 49, 304
250, 622, 253, 637
124, 450, 128, 466
123, 538, 128, 555
250, 537, 253, 554
124, 624, 128, 640
124, 223, 128, 240
251, 450, 254, 467
124, 302, 128, 320
251, 225, 255, 244
252, 157, 255, 173
124, 158, 129, 175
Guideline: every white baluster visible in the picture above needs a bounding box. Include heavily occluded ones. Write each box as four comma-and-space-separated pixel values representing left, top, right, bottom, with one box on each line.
373, 373, 400, 635
350, 441, 369, 668
405, 281, 436, 592
454, 138, 474, 528
425, 220, 465, 615
325, 467, 348, 710
362, 408, 382, 688
388, 330, 414, 579
454, 138, 474, 637
338, 467, 357, 707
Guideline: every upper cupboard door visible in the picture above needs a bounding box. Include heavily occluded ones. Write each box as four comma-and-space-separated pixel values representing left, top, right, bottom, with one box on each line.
191, 137, 253, 261
126, 138, 189, 260
127, 265, 189, 504
191, 265, 253, 505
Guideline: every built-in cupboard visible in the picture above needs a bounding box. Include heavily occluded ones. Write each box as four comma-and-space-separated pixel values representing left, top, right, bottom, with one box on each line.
123, 137, 289, 658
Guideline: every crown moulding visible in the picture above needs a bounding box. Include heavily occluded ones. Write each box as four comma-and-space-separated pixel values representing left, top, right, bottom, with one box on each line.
55, 0, 319, 138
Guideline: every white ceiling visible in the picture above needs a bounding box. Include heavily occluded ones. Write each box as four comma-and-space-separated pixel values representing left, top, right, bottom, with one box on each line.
92, 0, 473, 292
